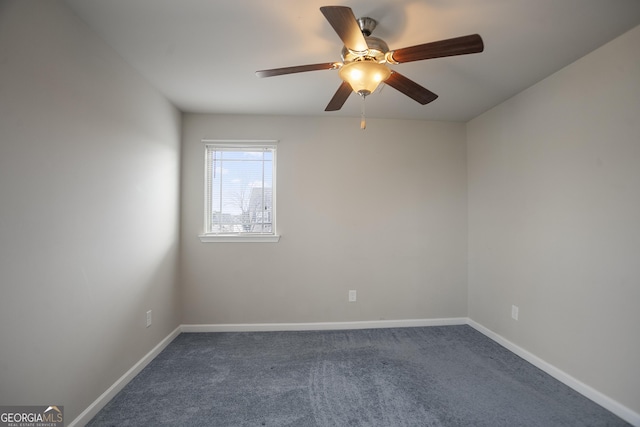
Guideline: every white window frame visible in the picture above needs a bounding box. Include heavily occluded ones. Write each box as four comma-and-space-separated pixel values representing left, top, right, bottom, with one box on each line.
199, 140, 280, 243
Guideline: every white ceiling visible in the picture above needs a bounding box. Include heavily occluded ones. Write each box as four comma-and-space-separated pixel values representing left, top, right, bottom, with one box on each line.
63, 0, 640, 122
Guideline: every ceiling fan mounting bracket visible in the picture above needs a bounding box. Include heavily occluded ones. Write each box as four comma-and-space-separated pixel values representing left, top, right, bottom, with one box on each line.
357, 17, 378, 36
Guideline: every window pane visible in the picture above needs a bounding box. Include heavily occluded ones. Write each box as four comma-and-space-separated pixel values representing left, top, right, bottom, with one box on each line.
205, 145, 275, 235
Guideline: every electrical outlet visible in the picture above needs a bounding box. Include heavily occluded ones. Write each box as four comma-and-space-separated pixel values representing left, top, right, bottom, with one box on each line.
146, 310, 152, 327
511, 305, 519, 321
348, 290, 357, 302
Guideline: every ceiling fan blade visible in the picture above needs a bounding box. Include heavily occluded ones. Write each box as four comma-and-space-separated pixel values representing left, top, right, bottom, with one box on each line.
385, 72, 438, 105
388, 34, 484, 64
256, 63, 338, 78
320, 6, 368, 53
325, 81, 353, 111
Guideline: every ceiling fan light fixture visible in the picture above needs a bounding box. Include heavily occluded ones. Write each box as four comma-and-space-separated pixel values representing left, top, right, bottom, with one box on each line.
339, 60, 391, 96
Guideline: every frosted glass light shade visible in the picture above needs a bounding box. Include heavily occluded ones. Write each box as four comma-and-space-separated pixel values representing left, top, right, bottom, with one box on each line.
339, 61, 391, 96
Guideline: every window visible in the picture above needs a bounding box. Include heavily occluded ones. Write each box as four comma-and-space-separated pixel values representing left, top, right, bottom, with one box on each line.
199, 141, 279, 242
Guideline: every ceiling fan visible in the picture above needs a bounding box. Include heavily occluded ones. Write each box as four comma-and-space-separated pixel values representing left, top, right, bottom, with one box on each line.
256, 6, 484, 116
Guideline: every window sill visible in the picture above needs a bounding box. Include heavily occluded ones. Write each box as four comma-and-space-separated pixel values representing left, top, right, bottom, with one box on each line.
198, 234, 281, 243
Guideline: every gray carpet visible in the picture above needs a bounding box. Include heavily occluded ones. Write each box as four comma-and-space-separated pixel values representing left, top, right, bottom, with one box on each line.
86, 326, 629, 426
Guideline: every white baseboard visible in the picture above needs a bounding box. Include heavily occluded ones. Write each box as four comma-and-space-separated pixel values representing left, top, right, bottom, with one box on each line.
180, 317, 468, 333
68, 326, 181, 427
467, 319, 640, 426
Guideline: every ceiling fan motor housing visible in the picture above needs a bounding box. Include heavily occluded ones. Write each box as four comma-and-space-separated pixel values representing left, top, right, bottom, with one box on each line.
341, 36, 389, 64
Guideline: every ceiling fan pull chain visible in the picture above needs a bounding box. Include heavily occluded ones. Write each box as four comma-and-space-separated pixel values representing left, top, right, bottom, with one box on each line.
360, 94, 366, 130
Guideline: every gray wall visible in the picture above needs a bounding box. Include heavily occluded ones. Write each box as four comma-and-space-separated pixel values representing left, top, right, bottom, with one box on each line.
0, 1, 182, 421
180, 114, 468, 324
467, 25, 640, 414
